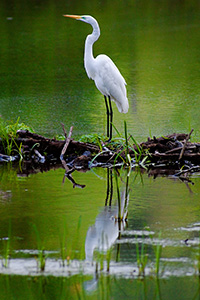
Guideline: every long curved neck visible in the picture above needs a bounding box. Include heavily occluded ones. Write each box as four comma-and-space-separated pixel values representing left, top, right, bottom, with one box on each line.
84, 19, 100, 79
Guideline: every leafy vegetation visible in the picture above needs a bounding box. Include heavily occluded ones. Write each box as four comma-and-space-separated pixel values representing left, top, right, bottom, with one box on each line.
0, 117, 34, 156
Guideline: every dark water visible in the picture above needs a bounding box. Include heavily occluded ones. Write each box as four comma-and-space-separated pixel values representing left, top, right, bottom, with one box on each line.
0, 0, 200, 299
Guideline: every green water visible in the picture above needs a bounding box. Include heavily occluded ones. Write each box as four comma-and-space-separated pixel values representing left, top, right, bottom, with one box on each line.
0, 166, 200, 299
1, 0, 200, 299
0, 275, 199, 300
0, 0, 200, 140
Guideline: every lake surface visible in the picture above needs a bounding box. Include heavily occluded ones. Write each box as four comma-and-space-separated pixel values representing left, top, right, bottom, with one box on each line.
0, 0, 200, 299
1, 0, 200, 141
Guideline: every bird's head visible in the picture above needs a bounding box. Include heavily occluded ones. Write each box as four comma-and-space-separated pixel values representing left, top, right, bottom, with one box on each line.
63, 14, 96, 25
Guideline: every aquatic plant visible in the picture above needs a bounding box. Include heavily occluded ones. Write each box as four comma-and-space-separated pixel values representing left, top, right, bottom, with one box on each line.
63, 216, 84, 264
114, 171, 122, 220
93, 246, 113, 274
112, 121, 149, 167
124, 120, 131, 164
135, 236, 148, 277
154, 232, 162, 277
32, 224, 47, 272
60, 222, 68, 267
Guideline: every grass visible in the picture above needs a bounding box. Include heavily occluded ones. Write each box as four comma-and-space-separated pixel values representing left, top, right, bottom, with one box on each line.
60, 216, 84, 265
154, 232, 162, 277
113, 121, 150, 167
60, 221, 68, 267
0, 117, 34, 157
88, 121, 149, 168
134, 231, 163, 278
135, 236, 149, 277
79, 133, 106, 150
94, 246, 113, 274
115, 171, 122, 220
32, 224, 47, 272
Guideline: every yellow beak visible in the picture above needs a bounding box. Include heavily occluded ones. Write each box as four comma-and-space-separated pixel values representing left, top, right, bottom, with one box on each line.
63, 15, 82, 20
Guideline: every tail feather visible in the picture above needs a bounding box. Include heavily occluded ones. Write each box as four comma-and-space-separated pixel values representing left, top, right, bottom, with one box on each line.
114, 96, 129, 114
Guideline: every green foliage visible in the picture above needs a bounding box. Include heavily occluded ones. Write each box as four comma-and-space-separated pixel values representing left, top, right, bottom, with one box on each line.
0, 117, 34, 156
54, 134, 66, 141
0, 117, 34, 139
79, 133, 106, 149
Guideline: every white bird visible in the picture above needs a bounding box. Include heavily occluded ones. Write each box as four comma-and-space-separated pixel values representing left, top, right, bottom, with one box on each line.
64, 15, 129, 140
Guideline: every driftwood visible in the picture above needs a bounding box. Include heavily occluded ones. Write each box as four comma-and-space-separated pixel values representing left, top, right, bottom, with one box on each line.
0, 128, 200, 180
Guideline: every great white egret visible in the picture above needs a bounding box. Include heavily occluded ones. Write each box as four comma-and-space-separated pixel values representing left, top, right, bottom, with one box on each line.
64, 15, 129, 140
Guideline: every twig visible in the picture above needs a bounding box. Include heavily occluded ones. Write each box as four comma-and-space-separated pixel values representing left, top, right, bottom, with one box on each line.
60, 125, 73, 159
179, 129, 194, 161
60, 124, 85, 188
61, 123, 68, 138
34, 149, 45, 163
174, 165, 200, 177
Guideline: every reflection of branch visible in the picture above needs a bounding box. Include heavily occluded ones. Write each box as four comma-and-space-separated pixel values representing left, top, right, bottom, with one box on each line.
66, 173, 86, 189
61, 159, 85, 188
60, 124, 85, 189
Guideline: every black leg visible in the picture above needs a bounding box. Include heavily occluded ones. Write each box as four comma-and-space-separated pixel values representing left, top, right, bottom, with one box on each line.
108, 96, 113, 140
105, 168, 113, 206
104, 96, 109, 138
105, 168, 110, 206
109, 168, 113, 206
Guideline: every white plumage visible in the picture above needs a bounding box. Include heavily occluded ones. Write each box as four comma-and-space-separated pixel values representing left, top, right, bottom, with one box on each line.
64, 14, 129, 140
93, 54, 129, 113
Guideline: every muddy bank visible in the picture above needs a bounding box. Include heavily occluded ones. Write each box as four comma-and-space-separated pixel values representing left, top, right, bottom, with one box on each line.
0, 128, 200, 180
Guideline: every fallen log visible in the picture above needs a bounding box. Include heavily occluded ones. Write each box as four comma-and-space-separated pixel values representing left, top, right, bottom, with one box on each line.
0, 129, 200, 178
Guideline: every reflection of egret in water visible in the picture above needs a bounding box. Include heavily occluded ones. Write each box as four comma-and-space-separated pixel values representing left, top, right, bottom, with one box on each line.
84, 169, 129, 291
85, 169, 129, 261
